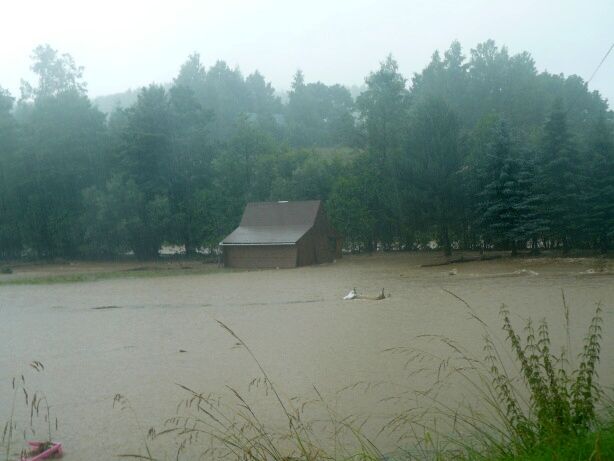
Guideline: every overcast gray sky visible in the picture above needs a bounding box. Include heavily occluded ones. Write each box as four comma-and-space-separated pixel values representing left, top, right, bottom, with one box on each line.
1, 0, 613, 105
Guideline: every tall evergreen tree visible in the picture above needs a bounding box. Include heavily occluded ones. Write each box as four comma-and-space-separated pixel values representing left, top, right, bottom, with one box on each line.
476, 120, 536, 254
584, 115, 614, 252
537, 99, 583, 251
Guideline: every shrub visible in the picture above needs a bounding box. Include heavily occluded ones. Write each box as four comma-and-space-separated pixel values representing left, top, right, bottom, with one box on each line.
488, 302, 603, 454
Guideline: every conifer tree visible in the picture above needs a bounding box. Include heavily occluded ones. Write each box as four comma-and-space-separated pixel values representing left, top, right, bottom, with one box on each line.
477, 120, 533, 254
584, 115, 614, 252
537, 99, 582, 252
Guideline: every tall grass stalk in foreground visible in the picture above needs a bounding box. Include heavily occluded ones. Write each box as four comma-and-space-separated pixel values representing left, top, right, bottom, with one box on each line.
122, 320, 384, 461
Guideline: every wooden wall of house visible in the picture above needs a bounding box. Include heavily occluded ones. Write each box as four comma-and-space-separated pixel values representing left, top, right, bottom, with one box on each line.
294, 208, 340, 266
223, 245, 298, 268
296, 232, 316, 266
311, 206, 340, 263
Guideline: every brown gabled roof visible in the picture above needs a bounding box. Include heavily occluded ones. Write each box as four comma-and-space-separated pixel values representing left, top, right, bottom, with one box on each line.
221, 201, 321, 245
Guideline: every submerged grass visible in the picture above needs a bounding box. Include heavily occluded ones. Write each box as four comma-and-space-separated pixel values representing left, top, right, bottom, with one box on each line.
0, 265, 230, 286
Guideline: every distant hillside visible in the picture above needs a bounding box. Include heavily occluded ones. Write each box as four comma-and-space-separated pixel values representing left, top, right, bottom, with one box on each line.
92, 89, 139, 114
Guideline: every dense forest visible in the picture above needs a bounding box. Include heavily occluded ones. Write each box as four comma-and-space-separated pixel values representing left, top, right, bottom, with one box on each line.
0, 41, 612, 260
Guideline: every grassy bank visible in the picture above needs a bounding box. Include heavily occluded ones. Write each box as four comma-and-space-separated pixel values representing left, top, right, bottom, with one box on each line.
1, 251, 611, 287
0, 264, 231, 286
493, 424, 614, 460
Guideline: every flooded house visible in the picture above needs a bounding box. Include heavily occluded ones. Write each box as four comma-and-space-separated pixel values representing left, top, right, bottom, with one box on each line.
220, 200, 342, 268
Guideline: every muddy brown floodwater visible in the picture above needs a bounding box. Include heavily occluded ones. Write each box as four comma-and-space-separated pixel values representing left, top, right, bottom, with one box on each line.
1, 253, 613, 460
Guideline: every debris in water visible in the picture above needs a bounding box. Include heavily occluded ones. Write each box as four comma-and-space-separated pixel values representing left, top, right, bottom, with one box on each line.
179, 349, 187, 353
363, 288, 389, 301
449, 268, 458, 276
91, 305, 121, 310
513, 269, 539, 276
22, 441, 63, 460
125, 266, 148, 272
343, 288, 358, 300
343, 287, 389, 301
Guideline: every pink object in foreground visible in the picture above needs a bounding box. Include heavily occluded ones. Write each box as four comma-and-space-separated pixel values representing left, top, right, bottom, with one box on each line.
21, 441, 63, 461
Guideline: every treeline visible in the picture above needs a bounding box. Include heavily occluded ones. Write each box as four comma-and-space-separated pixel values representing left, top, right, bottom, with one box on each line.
0, 41, 613, 260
